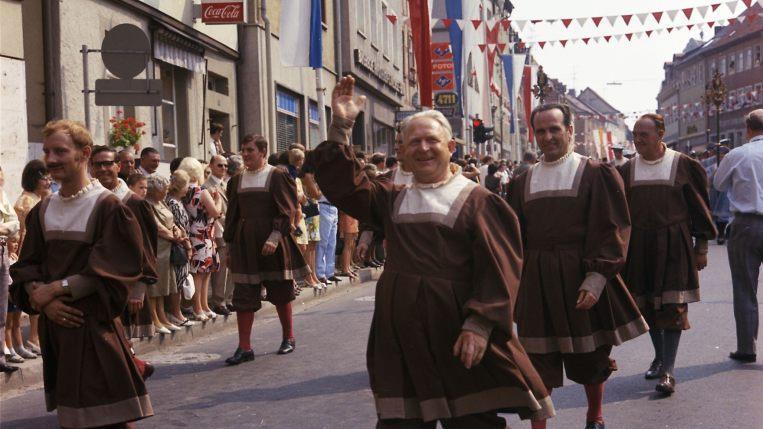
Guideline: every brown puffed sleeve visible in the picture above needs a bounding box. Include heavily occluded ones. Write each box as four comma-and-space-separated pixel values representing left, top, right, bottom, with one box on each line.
127, 197, 159, 286
463, 192, 524, 341
310, 120, 391, 229
9, 204, 46, 314
683, 157, 717, 254
581, 162, 632, 299
505, 174, 527, 245
269, 169, 299, 242
224, 175, 240, 244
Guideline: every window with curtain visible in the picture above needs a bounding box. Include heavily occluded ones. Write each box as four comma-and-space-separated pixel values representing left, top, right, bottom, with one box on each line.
308, 101, 321, 148
276, 88, 302, 151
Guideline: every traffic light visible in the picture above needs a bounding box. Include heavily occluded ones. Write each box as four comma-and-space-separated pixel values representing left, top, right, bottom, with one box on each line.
472, 118, 495, 144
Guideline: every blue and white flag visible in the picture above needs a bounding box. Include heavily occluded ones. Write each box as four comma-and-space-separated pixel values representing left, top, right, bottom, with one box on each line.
279, 0, 322, 68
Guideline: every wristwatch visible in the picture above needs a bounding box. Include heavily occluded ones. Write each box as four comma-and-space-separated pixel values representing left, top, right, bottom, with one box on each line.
60, 278, 70, 292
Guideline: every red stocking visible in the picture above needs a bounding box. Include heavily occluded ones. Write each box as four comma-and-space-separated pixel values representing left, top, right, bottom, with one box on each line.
584, 382, 605, 424
275, 303, 294, 341
237, 311, 255, 351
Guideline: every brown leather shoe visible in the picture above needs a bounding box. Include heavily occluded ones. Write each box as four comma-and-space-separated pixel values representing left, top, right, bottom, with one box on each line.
655, 373, 675, 395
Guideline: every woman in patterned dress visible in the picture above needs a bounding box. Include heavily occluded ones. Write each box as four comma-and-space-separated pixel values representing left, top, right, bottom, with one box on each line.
165, 170, 195, 326
178, 158, 222, 322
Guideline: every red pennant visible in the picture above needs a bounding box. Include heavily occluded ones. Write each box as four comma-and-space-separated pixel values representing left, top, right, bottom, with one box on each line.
501, 19, 511, 31
747, 13, 758, 23
385, 14, 397, 25
682, 8, 694, 19
592, 16, 603, 27
625, 33, 633, 40
472, 20, 482, 29
497, 43, 506, 52
604, 35, 612, 42
652, 12, 663, 23
667, 27, 675, 33
687, 24, 695, 30
646, 30, 653, 37
478, 44, 486, 52
538, 41, 546, 48
562, 18, 573, 28
560, 40, 568, 47
621, 14, 633, 25
711, 3, 721, 11
531, 19, 543, 24
728, 18, 737, 25
583, 37, 591, 44
742, 0, 753, 7
517, 42, 526, 49
441, 18, 452, 28
708, 21, 716, 27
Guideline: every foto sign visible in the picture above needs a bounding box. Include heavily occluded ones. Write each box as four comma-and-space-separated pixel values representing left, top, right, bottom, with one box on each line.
201, 0, 245, 24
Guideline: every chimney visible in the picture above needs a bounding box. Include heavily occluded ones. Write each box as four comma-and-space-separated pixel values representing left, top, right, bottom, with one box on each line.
567, 88, 577, 97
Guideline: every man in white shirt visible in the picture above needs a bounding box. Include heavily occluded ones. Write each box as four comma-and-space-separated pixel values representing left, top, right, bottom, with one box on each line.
209, 123, 225, 158
137, 147, 161, 177
713, 109, 763, 364
478, 155, 493, 186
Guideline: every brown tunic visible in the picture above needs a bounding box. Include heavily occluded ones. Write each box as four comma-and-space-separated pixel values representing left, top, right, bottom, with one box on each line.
312, 127, 555, 422
224, 164, 309, 285
120, 189, 159, 338
10, 183, 153, 428
507, 154, 648, 357
617, 150, 716, 328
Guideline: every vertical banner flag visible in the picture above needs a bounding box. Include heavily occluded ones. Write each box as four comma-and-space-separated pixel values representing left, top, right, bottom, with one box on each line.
279, 0, 323, 68
409, 0, 433, 107
606, 131, 614, 161
522, 61, 533, 143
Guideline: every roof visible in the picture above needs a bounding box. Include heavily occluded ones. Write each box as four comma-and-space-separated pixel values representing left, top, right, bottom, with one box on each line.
565, 93, 597, 115
578, 87, 622, 115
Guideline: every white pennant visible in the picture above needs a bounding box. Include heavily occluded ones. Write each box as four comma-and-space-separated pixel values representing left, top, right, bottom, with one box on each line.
576, 17, 588, 27
455, 19, 466, 30
696, 5, 709, 18
516, 20, 528, 31
636, 13, 649, 24
666, 9, 679, 22
615, 34, 624, 42
738, 14, 747, 22
546, 19, 556, 25
606, 15, 619, 26
725, 1, 737, 14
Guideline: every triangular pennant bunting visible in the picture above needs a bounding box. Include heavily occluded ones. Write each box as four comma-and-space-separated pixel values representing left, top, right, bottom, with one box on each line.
738, 15, 746, 22
687, 23, 695, 29
742, 0, 753, 7
667, 26, 675, 33
725, 1, 737, 13
747, 13, 758, 23
471, 20, 482, 29
711, 3, 721, 11
682, 7, 694, 19
652, 12, 663, 23
697, 6, 709, 18
622, 14, 633, 25
606, 15, 619, 26
385, 14, 397, 25
497, 43, 506, 52
625, 33, 634, 40
577, 17, 588, 27
441, 18, 452, 28
501, 19, 510, 31
592, 16, 603, 26
560, 39, 568, 47
478, 44, 486, 52
646, 29, 653, 37
636, 13, 649, 24
531, 19, 544, 24
562, 18, 573, 28
538, 41, 546, 48
667, 9, 679, 22
583, 37, 591, 44
728, 17, 737, 24
604, 35, 612, 42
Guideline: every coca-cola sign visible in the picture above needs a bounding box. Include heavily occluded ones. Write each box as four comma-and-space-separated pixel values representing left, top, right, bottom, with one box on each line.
201, 1, 244, 24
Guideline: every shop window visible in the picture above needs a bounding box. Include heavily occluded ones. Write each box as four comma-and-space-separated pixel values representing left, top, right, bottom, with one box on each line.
160, 63, 177, 161
308, 101, 321, 148
207, 72, 229, 96
276, 88, 302, 152
373, 121, 394, 154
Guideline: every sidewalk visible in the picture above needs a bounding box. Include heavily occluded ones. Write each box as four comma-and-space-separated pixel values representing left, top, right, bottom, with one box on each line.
1, 268, 381, 398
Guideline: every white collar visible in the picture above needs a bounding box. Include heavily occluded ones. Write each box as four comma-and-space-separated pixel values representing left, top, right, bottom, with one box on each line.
749, 135, 763, 144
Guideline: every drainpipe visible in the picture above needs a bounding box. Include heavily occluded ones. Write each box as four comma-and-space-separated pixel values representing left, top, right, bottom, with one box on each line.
261, 0, 276, 150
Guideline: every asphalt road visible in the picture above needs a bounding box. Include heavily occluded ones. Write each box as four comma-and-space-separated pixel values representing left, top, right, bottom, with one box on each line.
1, 243, 762, 428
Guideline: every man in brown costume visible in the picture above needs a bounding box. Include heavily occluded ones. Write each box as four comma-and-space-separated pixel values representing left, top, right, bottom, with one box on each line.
90, 145, 160, 377
311, 76, 554, 429
507, 104, 648, 429
618, 114, 716, 395
11, 120, 153, 428
224, 135, 310, 364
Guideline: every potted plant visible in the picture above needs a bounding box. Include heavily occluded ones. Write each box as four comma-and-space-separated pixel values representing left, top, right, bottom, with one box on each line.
109, 111, 146, 154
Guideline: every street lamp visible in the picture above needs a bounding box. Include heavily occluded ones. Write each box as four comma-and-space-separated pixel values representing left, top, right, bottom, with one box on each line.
701, 70, 727, 159
531, 65, 553, 104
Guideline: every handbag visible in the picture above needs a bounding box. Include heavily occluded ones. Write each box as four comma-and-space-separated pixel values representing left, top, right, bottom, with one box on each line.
182, 274, 196, 300
170, 243, 188, 265
303, 200, 320, 218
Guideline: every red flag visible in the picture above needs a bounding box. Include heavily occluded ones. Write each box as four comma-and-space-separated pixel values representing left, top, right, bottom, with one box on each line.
523, 65, 533, 142
562, 18, 573, 27
682, 8, 694, 19
408, 0, 432, 107
604, 35, 612, 42
708, 21, 715, 27
539, 41, 546, 48
747, 13, 758, 23
742, 0, 753, 7
531, 19, 543, 24
560, 40, 568, 47
471, 19, 482, 29
711, 3, 721, 11
667, 27, 675, 33
592, 16, 603, 27
386, 14, 398, 25
501, 19, 511, 30
583, 37, 591, 44
497, 43, 506, 52
441, 18, 452, 28
646, 30, 653, 37
652, 11, 663, 23
622, 14, 633, 25
478, 44, 486, 52
687, 24, 695, 30
625, 33, 633, 41
728, 18, 737, 25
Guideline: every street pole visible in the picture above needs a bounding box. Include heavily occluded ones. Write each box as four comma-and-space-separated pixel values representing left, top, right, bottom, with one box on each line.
315, 68, 327, 143
81, 45, 90, 130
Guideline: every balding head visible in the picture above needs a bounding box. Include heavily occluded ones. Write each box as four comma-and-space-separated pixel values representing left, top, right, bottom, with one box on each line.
209, 154, 228, 179
745, 109, 763, 140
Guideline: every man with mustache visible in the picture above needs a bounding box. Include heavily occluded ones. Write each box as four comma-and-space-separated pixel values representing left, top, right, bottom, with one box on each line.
90, 146, 159, 348
507, 104, 647, 429
311, 76, 555, 428
10, 120, 153, 428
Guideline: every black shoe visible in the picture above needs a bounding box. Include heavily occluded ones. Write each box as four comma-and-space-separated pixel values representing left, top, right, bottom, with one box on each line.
729, 351, 756, 363
213, 305, 231, 316
318, 277, 329, 284
277, 339, 296, 355
226, 304, 236, 313
645, 360, 663, 379
655, 373, 676, 395
225, 347, 255, 365
328, 276, 342, 283
585, 422, 605, 429
0, 363, 19, 373
142, 362, 155, 380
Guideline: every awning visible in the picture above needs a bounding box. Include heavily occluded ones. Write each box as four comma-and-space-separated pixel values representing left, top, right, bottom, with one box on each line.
153, 28, 205, 74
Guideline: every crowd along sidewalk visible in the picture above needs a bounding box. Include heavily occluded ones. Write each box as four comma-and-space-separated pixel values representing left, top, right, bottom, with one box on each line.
0, 267, 382, 398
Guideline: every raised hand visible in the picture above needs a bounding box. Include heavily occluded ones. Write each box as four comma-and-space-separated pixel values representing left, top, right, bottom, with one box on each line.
331, 76, 366, 123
